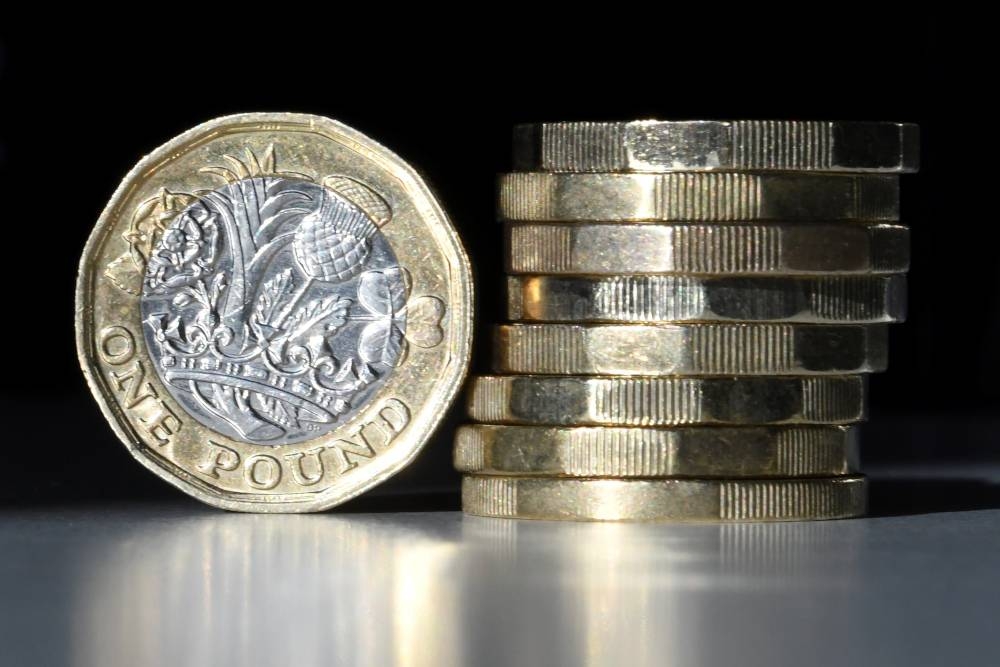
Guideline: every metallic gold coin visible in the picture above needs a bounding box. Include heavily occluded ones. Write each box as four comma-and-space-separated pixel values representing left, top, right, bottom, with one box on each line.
461, 475, 868, 522
507, 222, 908, 275
512, 120, 919, 173
454, 424, 859, 477
76, 113, 473, 513
467, 375, 866, 426
493, 323, 888, 376
507, 274, 907, 323
498, 172, 898, 222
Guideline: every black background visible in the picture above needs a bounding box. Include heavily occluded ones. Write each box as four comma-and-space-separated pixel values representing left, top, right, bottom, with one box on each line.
2, 18, 995, 508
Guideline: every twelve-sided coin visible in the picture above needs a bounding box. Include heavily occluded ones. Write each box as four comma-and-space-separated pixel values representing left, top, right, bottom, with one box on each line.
76, 113, 473, 512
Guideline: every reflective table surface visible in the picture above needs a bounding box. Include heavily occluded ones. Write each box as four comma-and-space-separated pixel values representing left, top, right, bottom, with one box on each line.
3, 491, 1000, 667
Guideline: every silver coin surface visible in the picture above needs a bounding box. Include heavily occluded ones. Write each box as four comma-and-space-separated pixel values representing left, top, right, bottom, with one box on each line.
141, 176, 404, 445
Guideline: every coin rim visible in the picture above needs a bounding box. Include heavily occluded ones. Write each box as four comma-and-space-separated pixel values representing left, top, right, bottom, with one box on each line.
512, 120, 919, 173
497, 172, 900, 222
466, 374, 868, 426
492, 322, 889, 376
454, 424, 860, 477
461, 474, 868, 522
504, 222, 910, 276
75, 112, 474, 512
505, 274, 908, 324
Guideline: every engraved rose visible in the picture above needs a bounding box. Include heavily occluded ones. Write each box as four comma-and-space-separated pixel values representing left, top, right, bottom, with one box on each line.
105, 189, 198, 295
124, 189, 198, 270
145, 204, 220, 292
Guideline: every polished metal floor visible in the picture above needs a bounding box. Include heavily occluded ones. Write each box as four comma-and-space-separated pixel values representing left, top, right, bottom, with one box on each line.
2, 497, 999, 667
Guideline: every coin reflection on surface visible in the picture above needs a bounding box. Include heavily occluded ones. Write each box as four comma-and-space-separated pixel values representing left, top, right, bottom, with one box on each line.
0, 505, 990, 666
69, 510, 463, 666
460, 516, 865, 666
66, 508, 861, 666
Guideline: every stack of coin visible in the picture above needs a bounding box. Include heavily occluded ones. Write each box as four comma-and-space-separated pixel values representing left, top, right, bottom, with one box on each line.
456, 120, 919, 522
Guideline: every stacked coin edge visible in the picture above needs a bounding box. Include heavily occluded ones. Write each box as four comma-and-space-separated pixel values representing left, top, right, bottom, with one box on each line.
457, 120, 918, 522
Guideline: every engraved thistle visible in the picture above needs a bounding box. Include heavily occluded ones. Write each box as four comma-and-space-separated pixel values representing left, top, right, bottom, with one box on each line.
137, 146, 443, 445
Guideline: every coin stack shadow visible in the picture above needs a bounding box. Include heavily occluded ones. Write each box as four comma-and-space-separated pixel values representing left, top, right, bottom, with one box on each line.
455, 121, 919, 522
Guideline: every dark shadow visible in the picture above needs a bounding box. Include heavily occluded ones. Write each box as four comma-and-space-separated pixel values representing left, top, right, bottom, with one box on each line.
867, 477, 1000, 517
335, 490, 459, 513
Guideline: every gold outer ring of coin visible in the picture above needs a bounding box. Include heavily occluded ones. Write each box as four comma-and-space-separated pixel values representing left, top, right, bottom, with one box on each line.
498, 172, 898, 222
493, 323, 888, 376
461, 475, 868, 522
506, 222, 909, 275
512, 120, 919, 173
454, 424, 860, 477
506, 274, 907, 323
467, 375, 866, 426
75, 113, 474, 513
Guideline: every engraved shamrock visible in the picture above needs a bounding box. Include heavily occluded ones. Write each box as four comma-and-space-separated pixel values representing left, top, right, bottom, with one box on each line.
356, 267, 445, 366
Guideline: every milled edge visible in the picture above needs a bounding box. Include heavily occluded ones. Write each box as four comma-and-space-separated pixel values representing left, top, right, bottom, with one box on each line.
512, 120, 918, 173
466, 376, 866, 426
509, 275, 907, 323
497, 173, 900, 222
461, 475, 868, 521
494, 323, 885, 375
719, 476, 867, 520
505, 222, 909, 276
455, 424, 857, 477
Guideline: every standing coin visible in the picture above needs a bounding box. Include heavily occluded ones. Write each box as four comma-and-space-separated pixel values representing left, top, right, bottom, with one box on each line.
499, 172, 898, 222
76, 113, 473, 512
507, 275, 906, 323
513, 120, 919, 173
462, 475, 868, 522
494, 323, 888, 375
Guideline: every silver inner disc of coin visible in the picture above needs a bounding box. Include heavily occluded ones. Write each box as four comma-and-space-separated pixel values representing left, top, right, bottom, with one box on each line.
141, 177, 404, 445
